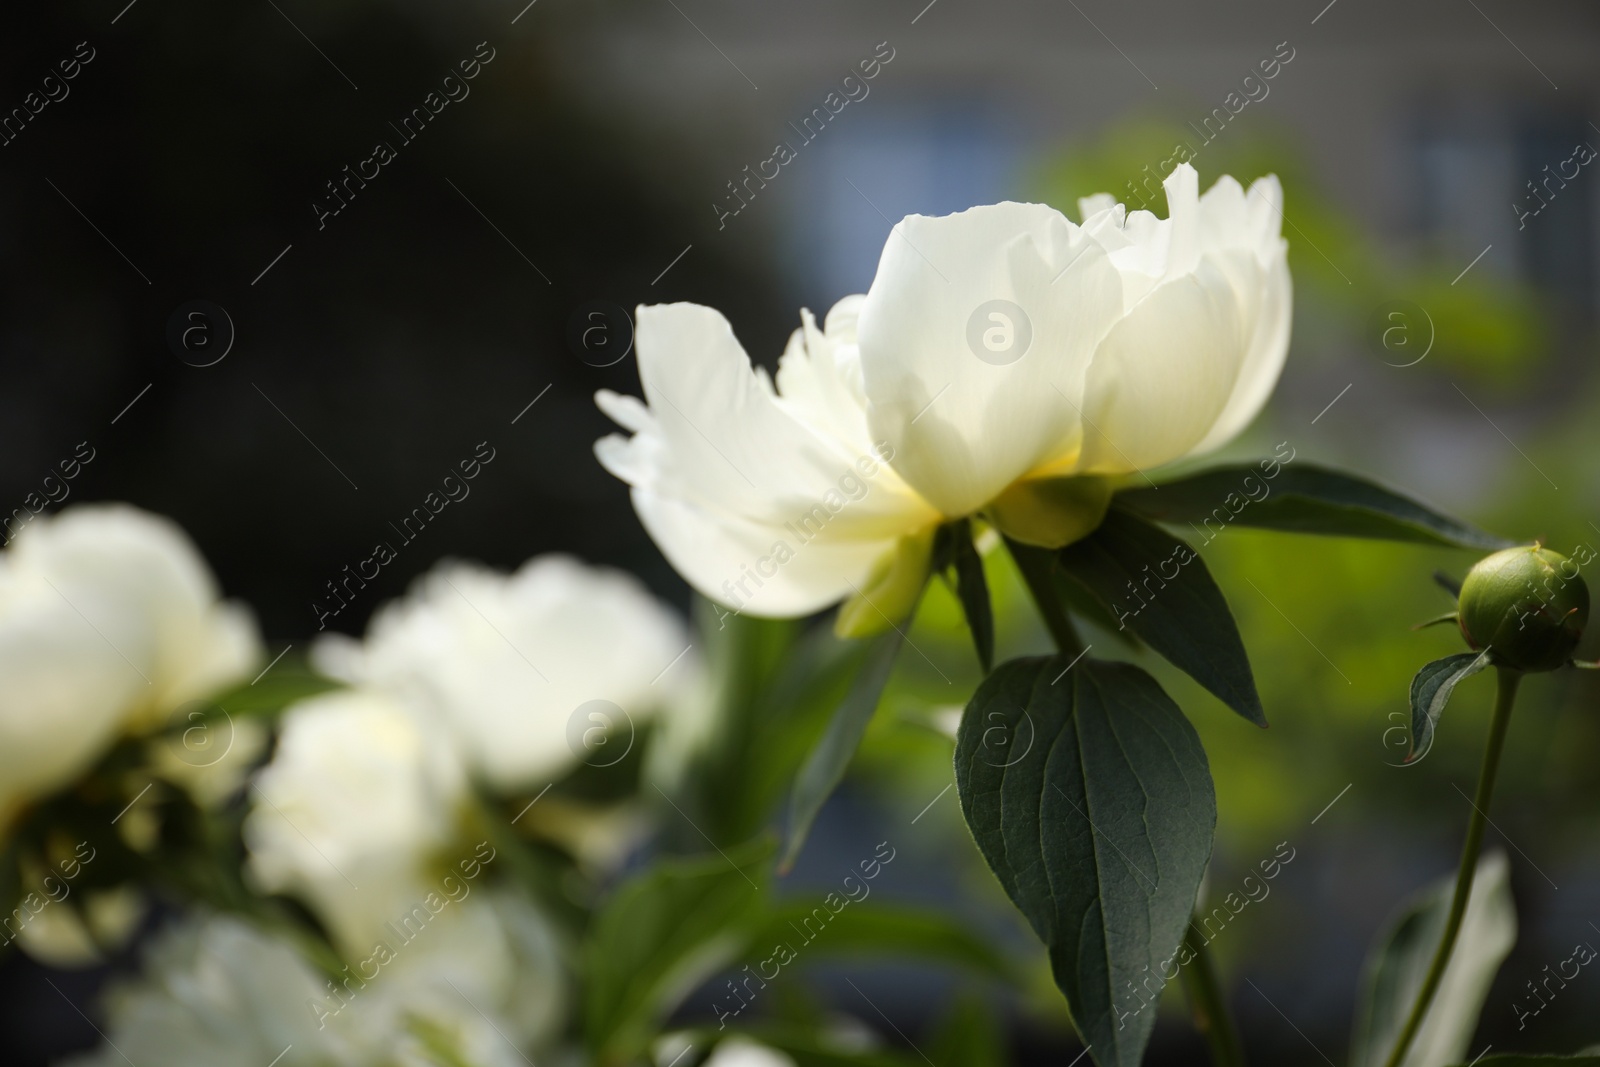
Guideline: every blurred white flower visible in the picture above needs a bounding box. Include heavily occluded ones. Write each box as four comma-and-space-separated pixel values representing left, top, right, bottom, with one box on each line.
146, 714, 268, 808
595, 164, 1290, 623
329, 889, 567, 1062
244, 689, 467, 957
702, 1037, 798, 1067
0, 504, 260, 832
60, 914, 340, 1067
62, 897, 563, 1067
314, 554, 690, 791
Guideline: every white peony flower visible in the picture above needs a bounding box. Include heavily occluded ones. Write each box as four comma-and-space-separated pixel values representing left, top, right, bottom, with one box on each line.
61, 898, 563, 1067
313, 554, 690, 791
0, 505, 260, 832
58, 915, 345, 1067
325, 889, 568, 1063
702, 1037, 798, 1067
146, 714, 269, 808
244, 689, 468, 957
595, 164, 1290, 627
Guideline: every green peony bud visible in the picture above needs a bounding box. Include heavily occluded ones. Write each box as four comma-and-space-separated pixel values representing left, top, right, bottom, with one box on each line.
1457, 545, 1589, 672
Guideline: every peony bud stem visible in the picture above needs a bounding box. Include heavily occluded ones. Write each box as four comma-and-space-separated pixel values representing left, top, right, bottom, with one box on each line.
1180, 921, 1248, 1067
1004, 538, 1083, 656
1382, 666, 1521, 1067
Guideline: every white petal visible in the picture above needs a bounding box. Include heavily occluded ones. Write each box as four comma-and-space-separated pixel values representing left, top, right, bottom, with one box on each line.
66, 916, 340, 1067
1245, 174, 1286, 253
823, 292, 865, 342
1077, 192, 1118, 221
335, 555, 692, 790
856, 202, 1127, 516
1161, 163, 1203, 280
1188, 175, 1292, 453
1068, 166, 1291, 468
0, 504, 265, 823
11, 505, 261, 725
774, 305, 872, 449
1077, 260, 1246, 474
245, 688, 465, 953
704, 1038, 798, 1067
158, 599, 262, 712
595, 430, 653, 486
309, 631, 364, 682
596, 302, 938, 613
1188, 248, 1291, 454
630, 485, 898, 616
1096, 164, 1200, 311
0, 582, 145, 829
594, 387, 653, 433
628, 304, 925, 535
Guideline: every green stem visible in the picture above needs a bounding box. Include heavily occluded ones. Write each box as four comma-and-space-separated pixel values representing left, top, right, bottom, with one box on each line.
1180, 921, 1248, 1067
1003, 537, 1083, 656
1381, 665, 1521, 1067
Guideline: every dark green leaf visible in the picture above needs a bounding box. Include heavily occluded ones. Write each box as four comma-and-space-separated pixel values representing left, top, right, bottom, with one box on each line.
584, 840, 771, 1064
1350, 853, 1516, 1067
781, 629, 904, 871
1408, 652, 1492, 762
173, 665, 341, 727
1054, 567, 1143, 651
1434, 570, 1464, 598
752, 900, 1018, 982
1445, 1059, 1600, 1066
955, 656, 1216, 1067
0, 840, 19, 958
1114, 462, 1510, 550
1057, 509, 1265, 727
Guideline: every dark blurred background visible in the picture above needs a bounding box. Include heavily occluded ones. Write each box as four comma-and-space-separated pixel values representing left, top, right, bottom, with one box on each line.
4, 0, 1600, 1064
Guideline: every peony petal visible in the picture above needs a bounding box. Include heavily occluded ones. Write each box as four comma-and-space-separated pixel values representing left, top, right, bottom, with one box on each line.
0, 582, 146, 829
1077, 192, 1118, 221
857, 201, 1126, 517
1077, 259, 1246, 474
1188, 175, 1292, 454
774, 303, 873, 450
337, 556, 691, 790
1070, 166, 1290, 470
1188, 247, 1292, 454
630, 485, 907, 618
597, 302, 939, 614
12, 505, 261, 725
245, 688, 465, 953
628, 303, 888, 525
594, 388, 653, 434
823, 292, 865, 342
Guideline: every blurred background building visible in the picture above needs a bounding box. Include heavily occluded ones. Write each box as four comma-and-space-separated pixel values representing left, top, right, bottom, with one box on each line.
3, 0, 1599, 1063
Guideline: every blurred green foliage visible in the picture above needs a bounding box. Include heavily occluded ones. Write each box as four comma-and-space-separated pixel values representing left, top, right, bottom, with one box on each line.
1034, 117, 1551, 385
